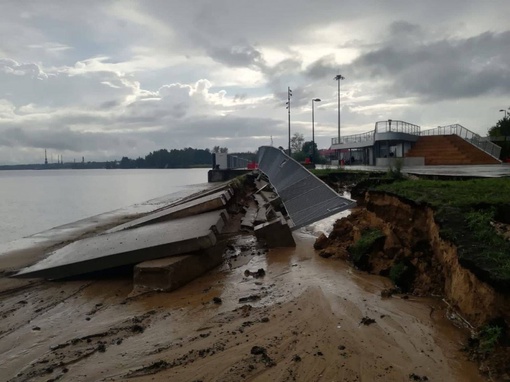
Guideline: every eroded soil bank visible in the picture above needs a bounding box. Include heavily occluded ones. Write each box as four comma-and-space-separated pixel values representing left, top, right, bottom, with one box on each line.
0, 227, 486, 382
316, 190, 510, 379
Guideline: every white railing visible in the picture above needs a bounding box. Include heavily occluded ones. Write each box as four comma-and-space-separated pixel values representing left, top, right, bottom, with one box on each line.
421, 124, 501, 159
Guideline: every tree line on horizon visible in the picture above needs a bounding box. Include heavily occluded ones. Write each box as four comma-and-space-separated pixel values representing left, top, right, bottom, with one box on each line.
118, 147, 214, 169
116, 146, 258, 169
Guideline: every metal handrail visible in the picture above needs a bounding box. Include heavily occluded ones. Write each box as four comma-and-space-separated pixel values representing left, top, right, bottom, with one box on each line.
331, 130, 374, 145
330, 121, 501, 160
375, 120, 421, 135
420, 124, 501, 159
331, 120, 420, 145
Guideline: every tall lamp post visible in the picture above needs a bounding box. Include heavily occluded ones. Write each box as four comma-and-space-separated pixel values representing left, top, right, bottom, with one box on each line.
334, 74, 345, 144
286, 87, 293, 155
311, 98, 321, 163
500, 109, 508, 119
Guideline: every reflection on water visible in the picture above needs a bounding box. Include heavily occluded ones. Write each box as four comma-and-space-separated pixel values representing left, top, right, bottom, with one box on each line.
0, 168, 210, 243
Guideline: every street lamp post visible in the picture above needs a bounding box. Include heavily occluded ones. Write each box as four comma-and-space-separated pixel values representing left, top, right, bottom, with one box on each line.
286, 87, 293, 155
311, 98, 321, 163
500, 109, 508, 118
334, 74, 345, 144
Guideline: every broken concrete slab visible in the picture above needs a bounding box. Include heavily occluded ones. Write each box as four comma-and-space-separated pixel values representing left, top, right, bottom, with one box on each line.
15, 210, 228, 280
241, 205, 258, 230
132, 242, 227, 293
254, 205, 269, 225
254, 212, 296, 247
107, 189, 232, 233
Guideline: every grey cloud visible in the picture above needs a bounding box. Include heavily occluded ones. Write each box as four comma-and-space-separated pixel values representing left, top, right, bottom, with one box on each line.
0, 113, 283, 160
233, 93, 247, 102
0, 59, 137, 108
0, 126, 123, 152
388, 21, 423, 38
349, 30, 510, 101
206, 43, 266, 69
305, 54, 339, 80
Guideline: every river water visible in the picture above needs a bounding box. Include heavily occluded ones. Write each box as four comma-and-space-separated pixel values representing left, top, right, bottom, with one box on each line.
0, 168, 211, 244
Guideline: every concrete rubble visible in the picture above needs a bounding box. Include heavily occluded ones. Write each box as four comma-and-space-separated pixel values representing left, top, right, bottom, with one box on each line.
14, 152, 355, 292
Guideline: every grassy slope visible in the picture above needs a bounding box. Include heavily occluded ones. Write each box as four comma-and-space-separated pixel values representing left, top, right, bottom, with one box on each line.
374, 178, 510, 290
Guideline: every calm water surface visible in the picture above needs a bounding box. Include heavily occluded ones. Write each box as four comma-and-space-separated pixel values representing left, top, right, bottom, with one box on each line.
0, 168, 210, 244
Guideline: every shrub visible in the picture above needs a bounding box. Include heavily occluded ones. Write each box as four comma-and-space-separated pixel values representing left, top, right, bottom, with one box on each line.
478, 325, 503, 355
389, 261, 415, 292
348, 229, 385, 270
386, 159, 404, 180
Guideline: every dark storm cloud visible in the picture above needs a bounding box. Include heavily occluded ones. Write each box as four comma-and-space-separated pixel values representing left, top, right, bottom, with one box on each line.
207, 43, 266, 69
349, 30, 510, 101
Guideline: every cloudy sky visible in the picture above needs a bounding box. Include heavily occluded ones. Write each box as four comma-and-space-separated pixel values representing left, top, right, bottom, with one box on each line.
1, 0, 509, 164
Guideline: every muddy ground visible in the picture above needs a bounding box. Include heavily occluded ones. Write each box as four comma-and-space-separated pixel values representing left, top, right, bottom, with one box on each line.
0, 215, 486, 382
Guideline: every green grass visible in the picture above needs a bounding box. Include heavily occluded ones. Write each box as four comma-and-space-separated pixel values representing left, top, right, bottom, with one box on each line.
374, 178, 510, 289
311, 168, 374, 177
348, 229, 385, 265
389, 261, 411, 289
478, 325, 503, 355
374, 178, 510, 207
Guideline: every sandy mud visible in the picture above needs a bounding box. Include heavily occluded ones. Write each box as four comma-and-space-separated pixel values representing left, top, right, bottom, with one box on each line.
0, 226, 484, 382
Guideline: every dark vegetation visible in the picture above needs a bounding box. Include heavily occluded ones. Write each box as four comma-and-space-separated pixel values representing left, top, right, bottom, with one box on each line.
119, 147, 213, 168
488, 115, 510, 160
348, 228, 385, 270
374, 178, 510, 290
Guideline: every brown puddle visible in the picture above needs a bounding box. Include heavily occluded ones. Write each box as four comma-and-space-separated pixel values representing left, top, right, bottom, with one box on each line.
0, 230, 484, 382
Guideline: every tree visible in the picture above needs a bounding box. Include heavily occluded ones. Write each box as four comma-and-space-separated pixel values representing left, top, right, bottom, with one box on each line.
488, 116, 510, 137
212, 146, 228, 153
488, 116, 510, 160
301, 141, 317, 157
290, 133, 304, 153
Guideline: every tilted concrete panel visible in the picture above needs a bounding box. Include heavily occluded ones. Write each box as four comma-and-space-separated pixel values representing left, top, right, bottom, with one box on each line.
257, 146, 355, 230
15, 210, 228, 280
107, 189, 231, 233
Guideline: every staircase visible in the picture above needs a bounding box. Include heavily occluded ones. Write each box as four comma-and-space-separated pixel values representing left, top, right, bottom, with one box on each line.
405, 135, 500, 165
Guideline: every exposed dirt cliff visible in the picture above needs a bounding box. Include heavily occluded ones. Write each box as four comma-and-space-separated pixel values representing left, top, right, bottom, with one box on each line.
322, 192, 510, 326
316, 190, 510, 378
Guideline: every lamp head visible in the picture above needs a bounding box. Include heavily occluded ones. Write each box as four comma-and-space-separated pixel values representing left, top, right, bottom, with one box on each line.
313, 98, 321, 102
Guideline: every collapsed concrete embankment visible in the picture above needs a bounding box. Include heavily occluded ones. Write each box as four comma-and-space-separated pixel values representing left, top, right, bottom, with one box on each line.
11, 171, 302, 294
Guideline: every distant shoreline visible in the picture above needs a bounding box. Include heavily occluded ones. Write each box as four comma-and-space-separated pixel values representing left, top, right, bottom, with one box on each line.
0, 163, 212, 171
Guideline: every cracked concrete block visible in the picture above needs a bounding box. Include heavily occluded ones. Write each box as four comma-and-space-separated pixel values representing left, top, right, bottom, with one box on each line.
254, 212, 296, 248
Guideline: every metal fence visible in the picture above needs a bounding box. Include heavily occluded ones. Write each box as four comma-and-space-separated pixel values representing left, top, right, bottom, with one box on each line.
331, 120, 420, 145
421, 124, 501, 159
331, 130, 374, 145
227, 155, 251, 169
257, 146, 356, 230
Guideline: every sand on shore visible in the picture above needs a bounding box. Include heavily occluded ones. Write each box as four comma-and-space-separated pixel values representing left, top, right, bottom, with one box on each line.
0, 226, 484, 382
